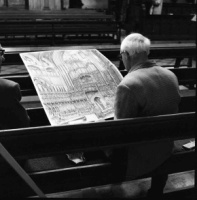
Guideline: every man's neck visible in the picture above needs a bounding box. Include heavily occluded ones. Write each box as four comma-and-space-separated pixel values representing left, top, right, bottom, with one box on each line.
129, 58, 148, 72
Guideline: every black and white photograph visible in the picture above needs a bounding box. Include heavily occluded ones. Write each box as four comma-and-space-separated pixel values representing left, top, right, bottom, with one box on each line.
0, 0, 196, 198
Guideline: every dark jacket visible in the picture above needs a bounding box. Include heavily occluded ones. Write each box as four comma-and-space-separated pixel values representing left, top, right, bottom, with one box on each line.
114, 62, 180, 119
0, 78, 30, 129
114, 62, 181, 178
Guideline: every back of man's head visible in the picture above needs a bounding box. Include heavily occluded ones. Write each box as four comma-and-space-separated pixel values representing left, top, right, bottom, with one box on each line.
121, 33, 151, 57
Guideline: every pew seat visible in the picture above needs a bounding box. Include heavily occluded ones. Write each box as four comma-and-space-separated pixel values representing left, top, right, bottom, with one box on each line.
36, 170, 195, 198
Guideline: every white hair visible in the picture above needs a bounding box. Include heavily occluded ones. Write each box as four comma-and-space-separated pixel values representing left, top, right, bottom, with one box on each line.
120, 33, 151, 56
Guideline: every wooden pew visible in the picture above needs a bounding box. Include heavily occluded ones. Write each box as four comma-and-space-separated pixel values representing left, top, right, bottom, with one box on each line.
162, 2, 196, 16
140, 15, 196, 41
120, 68, 196, 88
0, 112, 195, 198
16, 75, 194, 127
0, 68, 196, 96
0, 10, 120, 46
0, 21, 119, 46
0, 67, 195, 113
22, 81, 195, 127
24, 67, 195, 125
3, 42, 196, 68
0, 10, 114, 21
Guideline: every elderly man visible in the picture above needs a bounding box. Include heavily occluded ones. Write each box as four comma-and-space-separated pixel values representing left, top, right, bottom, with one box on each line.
114, 33, 181, 196
115, 33, 180, 118
0, 44, 30, 129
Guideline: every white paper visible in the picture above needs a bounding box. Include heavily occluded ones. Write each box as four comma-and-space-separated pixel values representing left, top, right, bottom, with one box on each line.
20, 49, 123, 125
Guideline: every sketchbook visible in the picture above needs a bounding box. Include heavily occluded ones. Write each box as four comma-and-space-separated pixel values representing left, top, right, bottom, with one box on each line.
20, 49, 123, 126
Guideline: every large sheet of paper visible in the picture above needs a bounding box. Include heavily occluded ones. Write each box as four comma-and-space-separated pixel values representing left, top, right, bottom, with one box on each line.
20, 49, 123, 126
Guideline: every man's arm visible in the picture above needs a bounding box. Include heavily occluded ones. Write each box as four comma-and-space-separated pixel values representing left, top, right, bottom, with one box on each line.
114, 84, 138, 119
11, 83, 30, 128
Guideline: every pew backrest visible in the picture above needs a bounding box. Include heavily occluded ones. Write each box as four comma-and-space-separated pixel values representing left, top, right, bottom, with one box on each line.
0, 112, 195, 159
140, 15, 196, 41
3, 43, 196, 66
0, 11, 120, 46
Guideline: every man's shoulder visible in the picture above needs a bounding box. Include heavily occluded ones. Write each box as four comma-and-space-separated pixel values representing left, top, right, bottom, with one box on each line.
0, 78, 18, 89
153, 66, 179, 82
0, 78, 19, 97
120, 71, 143, 88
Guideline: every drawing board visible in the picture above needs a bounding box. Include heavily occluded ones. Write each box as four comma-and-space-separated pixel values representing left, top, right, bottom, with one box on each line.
20, 49, 123, 125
